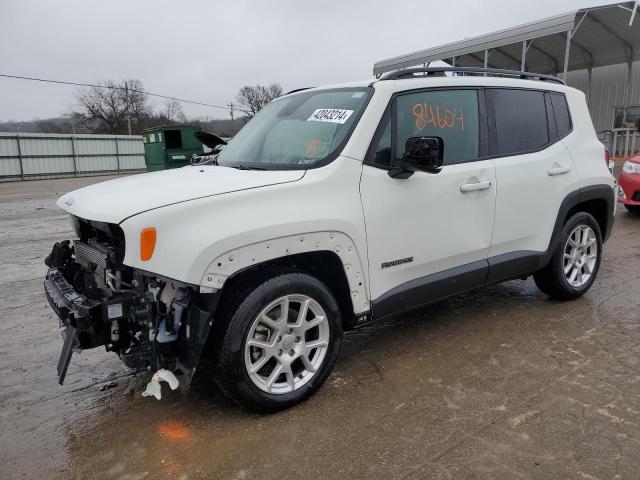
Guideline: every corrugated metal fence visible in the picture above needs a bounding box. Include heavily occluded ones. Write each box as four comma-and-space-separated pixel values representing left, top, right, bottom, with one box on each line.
0, 132, 146, 182
610, 129, 640, 158
597, 129, 640, 158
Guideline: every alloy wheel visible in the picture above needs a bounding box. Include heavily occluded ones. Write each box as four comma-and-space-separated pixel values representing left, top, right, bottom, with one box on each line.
563, 225, 598, 288
244, 294, 330, 394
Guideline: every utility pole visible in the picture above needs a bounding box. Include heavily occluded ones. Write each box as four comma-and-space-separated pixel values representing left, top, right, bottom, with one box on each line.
124, 80, 132, 135
228, 102, 234, 132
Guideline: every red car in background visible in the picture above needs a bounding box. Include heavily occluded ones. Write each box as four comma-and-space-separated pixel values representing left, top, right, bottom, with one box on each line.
618, 154, 640, 213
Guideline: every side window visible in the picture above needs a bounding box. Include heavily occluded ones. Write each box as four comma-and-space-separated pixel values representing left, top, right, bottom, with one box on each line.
489, 89, 548, 156
550, 93, 572, 137
395, 90, 479, 165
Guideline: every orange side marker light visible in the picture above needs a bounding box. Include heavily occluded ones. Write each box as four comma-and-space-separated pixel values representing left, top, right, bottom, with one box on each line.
140, 227, 157, 261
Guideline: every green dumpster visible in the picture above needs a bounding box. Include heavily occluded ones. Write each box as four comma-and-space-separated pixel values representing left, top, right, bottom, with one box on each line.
143, 125, 204, 172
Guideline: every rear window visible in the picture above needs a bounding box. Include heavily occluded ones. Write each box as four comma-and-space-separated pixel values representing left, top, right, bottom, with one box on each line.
488, 89, 549, 156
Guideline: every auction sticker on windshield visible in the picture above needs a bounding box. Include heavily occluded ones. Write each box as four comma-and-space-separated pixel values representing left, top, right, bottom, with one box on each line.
307, 109, 354, 124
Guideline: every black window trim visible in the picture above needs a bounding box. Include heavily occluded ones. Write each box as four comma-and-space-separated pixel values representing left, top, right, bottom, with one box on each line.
484, 87, 574, 160
364, 86, 489, 170
545, 93, 559, 141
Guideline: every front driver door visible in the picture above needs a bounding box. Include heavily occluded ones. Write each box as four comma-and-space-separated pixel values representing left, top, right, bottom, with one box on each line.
360, 88, 496, 318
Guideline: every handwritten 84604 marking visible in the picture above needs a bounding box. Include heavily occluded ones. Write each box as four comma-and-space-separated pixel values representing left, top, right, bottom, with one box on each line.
412, 103, 465, 131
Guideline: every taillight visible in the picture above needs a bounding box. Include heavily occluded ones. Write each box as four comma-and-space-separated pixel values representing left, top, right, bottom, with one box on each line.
605, 150, 610, 165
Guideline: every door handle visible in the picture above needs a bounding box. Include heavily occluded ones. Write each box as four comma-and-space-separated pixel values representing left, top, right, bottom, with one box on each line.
547, 164, 572, 176
460, 179, 492, 192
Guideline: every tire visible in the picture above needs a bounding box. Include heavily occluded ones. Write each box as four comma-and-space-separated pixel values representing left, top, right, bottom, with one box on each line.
624, 204, 640, 214
212, 272, 343, 413
533, 212, 602, 300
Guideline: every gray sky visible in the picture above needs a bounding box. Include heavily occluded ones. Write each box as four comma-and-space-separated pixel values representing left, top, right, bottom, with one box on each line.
0, 0, 606, 122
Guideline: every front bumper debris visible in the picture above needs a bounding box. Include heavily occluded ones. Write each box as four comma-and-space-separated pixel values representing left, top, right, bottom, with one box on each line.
142, 369, 180, 400
44, 268, 138, 384
44, 238, 218, 391
45, 268, 98, 384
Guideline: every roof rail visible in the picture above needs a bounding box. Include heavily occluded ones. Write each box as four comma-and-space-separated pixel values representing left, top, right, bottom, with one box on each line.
379, 67, 565, 85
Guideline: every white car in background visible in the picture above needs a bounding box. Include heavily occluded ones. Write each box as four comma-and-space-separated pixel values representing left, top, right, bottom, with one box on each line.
45, 67, 615, 412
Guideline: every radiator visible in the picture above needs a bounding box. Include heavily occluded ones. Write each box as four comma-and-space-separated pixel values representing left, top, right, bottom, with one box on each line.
73, 240, 109, 290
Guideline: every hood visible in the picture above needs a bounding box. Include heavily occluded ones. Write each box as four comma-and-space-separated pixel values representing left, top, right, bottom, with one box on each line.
58, 166, 305, 224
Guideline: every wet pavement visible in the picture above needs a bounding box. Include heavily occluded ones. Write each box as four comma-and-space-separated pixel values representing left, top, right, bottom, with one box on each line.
1, 174, 640, 480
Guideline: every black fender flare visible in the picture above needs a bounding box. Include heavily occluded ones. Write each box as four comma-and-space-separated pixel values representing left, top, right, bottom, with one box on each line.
548, 184, 615, 253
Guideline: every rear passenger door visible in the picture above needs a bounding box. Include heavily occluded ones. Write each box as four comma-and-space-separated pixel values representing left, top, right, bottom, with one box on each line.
487, 88, 580, 277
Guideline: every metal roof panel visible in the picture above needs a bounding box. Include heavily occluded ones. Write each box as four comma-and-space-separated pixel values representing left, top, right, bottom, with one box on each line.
374, 2, 639, 75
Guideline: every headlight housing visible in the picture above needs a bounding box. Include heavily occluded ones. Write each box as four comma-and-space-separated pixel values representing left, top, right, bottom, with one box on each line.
622, 161, 640, 174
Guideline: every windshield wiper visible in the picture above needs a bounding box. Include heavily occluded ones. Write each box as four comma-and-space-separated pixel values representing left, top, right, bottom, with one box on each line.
230, 165, 267, 170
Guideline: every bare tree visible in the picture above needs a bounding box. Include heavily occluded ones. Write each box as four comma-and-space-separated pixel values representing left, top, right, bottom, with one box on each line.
72, 79, 151, 134
235, 84, 283, 119
160, 99, 187, 124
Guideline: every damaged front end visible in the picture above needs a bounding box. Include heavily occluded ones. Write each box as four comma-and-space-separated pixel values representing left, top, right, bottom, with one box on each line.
44, 216, 217, 390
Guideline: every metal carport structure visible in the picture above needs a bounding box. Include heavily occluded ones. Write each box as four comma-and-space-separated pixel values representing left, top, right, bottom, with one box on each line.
373, 2, 640, 155
373, 2, 639, 78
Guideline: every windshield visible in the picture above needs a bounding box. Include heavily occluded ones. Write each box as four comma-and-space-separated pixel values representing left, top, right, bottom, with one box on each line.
216, 87, 372, 169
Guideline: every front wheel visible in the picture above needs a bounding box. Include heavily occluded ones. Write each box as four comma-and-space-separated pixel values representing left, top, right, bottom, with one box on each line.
213, 273, 343, 412
534, 212, 602, 300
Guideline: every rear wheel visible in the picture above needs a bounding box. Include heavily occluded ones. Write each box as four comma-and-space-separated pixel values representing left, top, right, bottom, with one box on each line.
534, 212, 602, 300
213, 273, 342, 412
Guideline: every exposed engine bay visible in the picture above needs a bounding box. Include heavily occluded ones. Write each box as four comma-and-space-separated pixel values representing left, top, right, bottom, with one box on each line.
44, 216, 217, 389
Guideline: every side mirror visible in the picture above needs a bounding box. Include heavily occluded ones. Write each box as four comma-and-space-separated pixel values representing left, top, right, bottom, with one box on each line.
389, 136, 444, 179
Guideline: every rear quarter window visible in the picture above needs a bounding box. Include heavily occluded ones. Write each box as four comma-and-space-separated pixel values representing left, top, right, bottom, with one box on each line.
550, 93, 572, 137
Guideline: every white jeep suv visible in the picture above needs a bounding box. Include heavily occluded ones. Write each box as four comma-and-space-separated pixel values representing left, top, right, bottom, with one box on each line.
45, 68, 615, 411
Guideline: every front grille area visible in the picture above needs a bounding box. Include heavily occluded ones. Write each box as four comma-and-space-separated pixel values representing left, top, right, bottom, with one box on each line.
74, 240, 108, 289
74, 216, 126, 264
632, 191, 640, 201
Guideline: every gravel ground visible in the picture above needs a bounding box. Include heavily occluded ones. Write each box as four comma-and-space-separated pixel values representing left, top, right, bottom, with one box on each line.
1, 174, 639, 480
